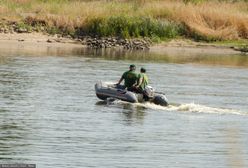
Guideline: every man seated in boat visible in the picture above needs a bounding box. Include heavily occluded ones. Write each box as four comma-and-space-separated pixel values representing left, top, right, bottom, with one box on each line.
136, 67, 149, 92
135, 67, 150, 100
116, 64, 138, 91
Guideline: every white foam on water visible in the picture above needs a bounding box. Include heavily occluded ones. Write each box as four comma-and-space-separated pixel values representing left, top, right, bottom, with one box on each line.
104, 81, 116, 85
167, 103, 246, 115
113, 100, 247, 116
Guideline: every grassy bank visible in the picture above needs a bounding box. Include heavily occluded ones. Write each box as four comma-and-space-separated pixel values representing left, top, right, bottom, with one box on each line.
0, 0, 248, 43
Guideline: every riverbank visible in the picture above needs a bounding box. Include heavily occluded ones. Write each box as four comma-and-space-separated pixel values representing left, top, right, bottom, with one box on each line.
0, 32, 244, 56
0, 0, 248, 42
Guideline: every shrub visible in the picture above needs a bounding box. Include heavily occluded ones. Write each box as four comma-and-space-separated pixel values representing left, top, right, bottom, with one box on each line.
84, 16, 182, 40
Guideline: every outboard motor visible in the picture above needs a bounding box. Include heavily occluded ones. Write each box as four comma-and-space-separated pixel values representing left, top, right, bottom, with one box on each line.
144, 86, 169, 106
153, 95, 168, 106
143, 86, 155, 99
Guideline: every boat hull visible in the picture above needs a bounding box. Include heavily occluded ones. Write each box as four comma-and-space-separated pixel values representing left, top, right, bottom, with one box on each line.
95, 81, 168, 106
95, 82, 138, 103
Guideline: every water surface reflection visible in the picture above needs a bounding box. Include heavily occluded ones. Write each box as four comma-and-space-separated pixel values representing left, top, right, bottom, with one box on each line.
77, 48, 248, 67
1, 46, 248, 67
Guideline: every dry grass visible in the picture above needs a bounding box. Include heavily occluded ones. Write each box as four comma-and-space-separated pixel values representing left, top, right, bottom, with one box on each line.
0, 6, 7, 15
0, 0, 247, 40
170, 1, 248, 40
135, 1, 248, 40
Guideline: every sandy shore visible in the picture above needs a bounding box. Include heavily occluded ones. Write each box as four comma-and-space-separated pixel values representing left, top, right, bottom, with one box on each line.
150, 42, 240, 56
0, 32, 83, 47
0, 32, 242, 56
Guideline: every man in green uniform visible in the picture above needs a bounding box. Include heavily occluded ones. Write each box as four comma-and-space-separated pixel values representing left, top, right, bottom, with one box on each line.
136, 67, 149, 92
117, 64, 138, 91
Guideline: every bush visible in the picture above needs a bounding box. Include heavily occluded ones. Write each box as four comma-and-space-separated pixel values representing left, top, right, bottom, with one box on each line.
84, 16, 182, 40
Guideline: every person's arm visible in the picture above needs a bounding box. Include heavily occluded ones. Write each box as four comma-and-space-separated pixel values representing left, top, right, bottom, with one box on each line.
117, 72, 126, 85
117, 77, 123, 85
136, 76, 143, 88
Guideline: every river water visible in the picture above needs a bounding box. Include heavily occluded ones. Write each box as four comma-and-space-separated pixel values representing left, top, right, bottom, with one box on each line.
0, 45, 248, 168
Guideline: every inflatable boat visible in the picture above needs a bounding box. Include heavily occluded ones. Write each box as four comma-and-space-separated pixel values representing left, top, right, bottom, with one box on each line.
95, 81, 168, 106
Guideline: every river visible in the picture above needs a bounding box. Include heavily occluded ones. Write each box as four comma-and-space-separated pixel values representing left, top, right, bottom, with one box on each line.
0, 45, 247, 168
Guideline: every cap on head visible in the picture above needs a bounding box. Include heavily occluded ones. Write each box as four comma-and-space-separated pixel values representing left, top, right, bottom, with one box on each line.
130, 64, 136, 68
129, 64, 136, 70
140, 67, 146, 73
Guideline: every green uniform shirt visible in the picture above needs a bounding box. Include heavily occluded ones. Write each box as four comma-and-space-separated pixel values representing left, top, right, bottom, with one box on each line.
138, 73, 148, 90
122, 70, 138, 88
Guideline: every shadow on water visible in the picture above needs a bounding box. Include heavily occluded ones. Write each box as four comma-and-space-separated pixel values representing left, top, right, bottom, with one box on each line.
96, 100, 146, 125
121, 103, 146, 125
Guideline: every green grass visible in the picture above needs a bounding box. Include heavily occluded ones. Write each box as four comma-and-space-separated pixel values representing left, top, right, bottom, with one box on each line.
81, 16, 183, 40
20, 15, 184, 40
213, 39, 248, 47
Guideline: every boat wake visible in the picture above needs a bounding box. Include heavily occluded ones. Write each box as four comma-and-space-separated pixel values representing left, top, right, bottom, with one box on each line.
111, 100, 247, 116
143, 102, 247, 115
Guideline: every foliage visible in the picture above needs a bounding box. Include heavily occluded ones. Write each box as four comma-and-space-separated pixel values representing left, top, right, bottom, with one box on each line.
84, 16, 183, 40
